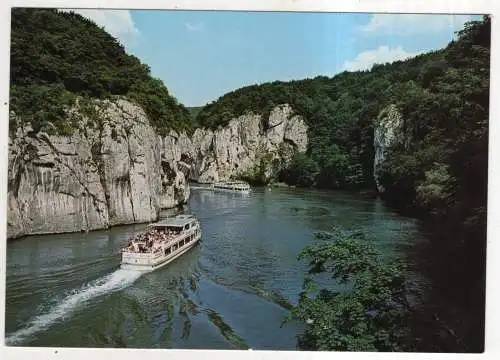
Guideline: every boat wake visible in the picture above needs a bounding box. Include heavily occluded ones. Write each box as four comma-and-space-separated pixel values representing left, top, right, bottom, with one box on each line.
5, 269, 142, 346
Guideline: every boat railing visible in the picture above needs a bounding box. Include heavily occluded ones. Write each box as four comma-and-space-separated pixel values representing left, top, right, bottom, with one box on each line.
121, 251, 153, 258
121, 225, 199, 255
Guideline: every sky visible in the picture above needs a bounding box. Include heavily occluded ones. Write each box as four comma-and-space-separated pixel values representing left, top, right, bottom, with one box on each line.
62, 10, 481, 107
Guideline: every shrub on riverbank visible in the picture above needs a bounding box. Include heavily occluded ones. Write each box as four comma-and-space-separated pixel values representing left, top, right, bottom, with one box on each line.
287, 228, 411, 351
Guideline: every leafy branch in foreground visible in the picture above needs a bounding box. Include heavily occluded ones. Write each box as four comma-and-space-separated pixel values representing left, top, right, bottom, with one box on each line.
286, 227, 411, 351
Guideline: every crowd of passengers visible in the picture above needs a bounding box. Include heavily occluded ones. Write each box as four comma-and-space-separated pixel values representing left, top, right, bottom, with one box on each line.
124, 227, 182, 253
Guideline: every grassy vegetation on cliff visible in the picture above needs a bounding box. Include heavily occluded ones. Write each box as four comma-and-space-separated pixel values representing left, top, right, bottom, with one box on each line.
196, 17, 490, 352
10, 8, 194, 136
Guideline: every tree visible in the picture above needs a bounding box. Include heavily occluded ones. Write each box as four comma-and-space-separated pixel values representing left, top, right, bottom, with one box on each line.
287, 227, 410, 351
416, 163, 455, 216
278, 152, 319, 187
10, 8, 194, 135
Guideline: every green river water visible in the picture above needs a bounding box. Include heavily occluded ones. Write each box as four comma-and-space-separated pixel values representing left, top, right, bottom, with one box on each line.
5, 187, 428, 349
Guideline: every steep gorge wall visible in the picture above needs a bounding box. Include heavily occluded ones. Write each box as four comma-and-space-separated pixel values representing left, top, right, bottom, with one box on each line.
373, 104, 410, 193
7, 102, 309, 239
188, 104, 309, 183
7, 97, 408, 239
7, 99, 189, 239
190, 102, 408, 193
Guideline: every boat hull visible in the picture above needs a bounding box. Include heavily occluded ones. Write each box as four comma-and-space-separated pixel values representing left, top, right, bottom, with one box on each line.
120, 234, 201, 272
211, 187, 250, 194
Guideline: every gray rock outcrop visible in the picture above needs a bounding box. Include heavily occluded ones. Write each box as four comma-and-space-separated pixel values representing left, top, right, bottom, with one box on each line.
373, 104, 409, 192
7, 101, 308, 239
188, 104, 308, 183
7, 99, 189, 239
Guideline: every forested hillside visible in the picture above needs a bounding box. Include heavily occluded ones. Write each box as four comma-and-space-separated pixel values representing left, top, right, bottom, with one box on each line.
10, 8, 193, 136
196, 50, 445, 190
187, 106, 203, 118
196, 16, 490, 351
196, 16, 489, 251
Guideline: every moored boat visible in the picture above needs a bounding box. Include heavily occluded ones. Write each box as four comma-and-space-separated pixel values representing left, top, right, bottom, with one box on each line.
120, 214, 202, 271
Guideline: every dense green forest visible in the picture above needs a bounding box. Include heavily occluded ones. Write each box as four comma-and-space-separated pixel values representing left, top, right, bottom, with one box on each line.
187, 106, 204, 119
196, 16, 490, 352
10, 8, 194, 136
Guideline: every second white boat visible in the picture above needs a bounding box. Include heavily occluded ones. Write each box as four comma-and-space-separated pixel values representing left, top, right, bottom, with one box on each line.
211, 181, 251, 194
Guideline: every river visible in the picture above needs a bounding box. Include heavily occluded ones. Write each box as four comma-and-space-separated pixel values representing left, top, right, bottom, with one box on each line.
5, 187, 428, 349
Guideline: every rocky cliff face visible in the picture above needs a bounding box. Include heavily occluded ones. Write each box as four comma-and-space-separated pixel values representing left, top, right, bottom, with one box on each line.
7, 102, 308, 239
7, 99, 189, 239
373, 104, 409, 192
188, 104, 308, 183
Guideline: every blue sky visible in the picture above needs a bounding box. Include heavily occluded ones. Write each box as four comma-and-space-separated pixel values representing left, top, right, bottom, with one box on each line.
67, 10, 481, 107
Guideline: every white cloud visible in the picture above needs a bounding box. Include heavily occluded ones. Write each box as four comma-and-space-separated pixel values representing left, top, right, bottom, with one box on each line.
59, 9, 139, 47
342, 46, 422, 72
360, 14, 473, 36
185, 22, 205, 32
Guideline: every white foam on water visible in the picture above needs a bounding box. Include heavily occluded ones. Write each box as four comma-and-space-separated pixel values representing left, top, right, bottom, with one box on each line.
5, 269, 142, 345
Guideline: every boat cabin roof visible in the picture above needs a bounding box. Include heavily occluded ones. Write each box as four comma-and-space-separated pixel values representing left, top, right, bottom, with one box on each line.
149, 214, 196, 228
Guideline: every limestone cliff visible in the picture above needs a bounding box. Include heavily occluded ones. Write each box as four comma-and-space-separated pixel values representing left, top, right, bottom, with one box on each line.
373, 104, 410, 192
7, 99, 189, 239
188, 104, 308, 183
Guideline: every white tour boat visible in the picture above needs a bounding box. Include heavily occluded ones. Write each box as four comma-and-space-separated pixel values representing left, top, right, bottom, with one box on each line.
120, 214, 202, 271
211, 181, 251, 194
